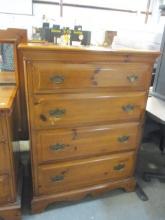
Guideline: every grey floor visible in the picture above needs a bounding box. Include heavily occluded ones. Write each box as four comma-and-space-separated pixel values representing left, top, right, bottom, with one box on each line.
21, 139, 165, 220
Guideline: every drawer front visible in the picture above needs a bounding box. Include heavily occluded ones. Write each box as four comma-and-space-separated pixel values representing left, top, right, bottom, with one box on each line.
0, 142, 10, 174
38, 152, 135, 195
0, 175, 11, 204
36, 122, 140, 163
32, 92, 146, 129
30, 61, 150, 92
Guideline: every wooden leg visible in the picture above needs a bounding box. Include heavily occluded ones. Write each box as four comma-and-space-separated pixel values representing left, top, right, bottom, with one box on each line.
0, 207, 21, 220
31, 199, 49, 214
124, 179, 136, 192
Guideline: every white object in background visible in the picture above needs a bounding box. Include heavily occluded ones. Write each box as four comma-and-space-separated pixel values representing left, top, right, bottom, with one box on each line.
0, 0, 32, 15
147, 96, 165, 123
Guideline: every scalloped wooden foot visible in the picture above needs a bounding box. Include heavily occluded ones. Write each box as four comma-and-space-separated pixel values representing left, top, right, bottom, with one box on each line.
31, 177, 136, 214
123, 178, 136, 192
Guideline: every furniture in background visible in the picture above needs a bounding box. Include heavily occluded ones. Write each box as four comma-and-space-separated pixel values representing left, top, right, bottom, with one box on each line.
0, 28, 28, 140
0, 28, 27, 220
19, 43, 159, 213
0, 86, 21, 220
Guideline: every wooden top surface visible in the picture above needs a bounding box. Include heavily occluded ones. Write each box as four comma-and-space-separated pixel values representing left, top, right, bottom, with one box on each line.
146, 96, 165, 124
18, 43, 160, 56
0, 86, 17, 110
0, 72, 16, 84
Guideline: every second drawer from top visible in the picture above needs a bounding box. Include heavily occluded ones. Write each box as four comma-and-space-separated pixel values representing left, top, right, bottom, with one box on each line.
30, 92, 146, 129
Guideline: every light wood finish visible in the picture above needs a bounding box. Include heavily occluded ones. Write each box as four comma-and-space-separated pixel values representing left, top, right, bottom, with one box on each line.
19, 43, 159, 213
31, 92, 145, 129
0, 86, 17, 110
0, 86, 21, 220
0, 118, 3, 137
0, 140, 11, 174
31, 61, 150, 92
38, 152, 135, 195
0, 28, 28, 140
0, 175, 11, 204
36, 122, 139, 163
0, 72, 15, 84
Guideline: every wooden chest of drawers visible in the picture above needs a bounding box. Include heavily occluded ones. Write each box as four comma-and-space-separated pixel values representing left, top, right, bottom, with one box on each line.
19, 44, 159, 213
0, 86, 21, 220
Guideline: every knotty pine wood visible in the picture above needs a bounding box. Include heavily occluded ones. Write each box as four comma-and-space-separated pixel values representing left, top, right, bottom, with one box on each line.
0, 86, 21, 220
19, 44, 159, 213
36, 122, 140, 164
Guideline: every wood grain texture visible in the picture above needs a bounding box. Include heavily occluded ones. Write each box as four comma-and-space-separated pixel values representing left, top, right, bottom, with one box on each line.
0, 86, 21, 220
0, 28, 28, 140
38, 151, 135, 195
31, 61, 150, 92
31, 92, 146, 129
19, 43, 160, 56
36, 122, 140, 163
20, 44, 159, 213
0, 175, 11, 204
0, 200, 21, 220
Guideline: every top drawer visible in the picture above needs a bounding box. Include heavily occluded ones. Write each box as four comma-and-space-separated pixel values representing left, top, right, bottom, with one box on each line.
29, 61, 150, 93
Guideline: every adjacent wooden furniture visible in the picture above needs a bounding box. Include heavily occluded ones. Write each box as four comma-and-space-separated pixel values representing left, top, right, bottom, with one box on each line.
0, 28, 27, 220
0, 28, 28, 139
19, 43, 159, 213
0, 86, 21, 220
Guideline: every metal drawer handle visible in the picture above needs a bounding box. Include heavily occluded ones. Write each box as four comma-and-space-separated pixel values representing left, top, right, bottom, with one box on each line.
50, 75, 64, 84
51, 175, 64, 182
118, 135, 130, 143
122, 104, 135, 112
114, 163, 125, 171
50, 143, 66, 151
49, 108, 66, 118
127, 75, 138, 83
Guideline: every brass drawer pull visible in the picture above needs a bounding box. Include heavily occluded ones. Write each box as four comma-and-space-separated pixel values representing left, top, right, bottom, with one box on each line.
50, 143, 66, 151
50, 75, 64, 84
127, 75, 138, 83
122, 104, 134, 112
118, 135, 130, 143
114, 163, 125, 171
49, 108, 66, 118
51, 175, 64, 182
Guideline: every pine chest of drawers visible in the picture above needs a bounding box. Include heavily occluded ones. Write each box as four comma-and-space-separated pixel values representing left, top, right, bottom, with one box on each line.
0, 86, 21, 220
19, 44, 159, 213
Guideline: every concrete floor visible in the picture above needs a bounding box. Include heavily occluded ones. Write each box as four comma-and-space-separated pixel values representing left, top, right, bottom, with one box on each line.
21, 140, 165, 220
22, 180, 165, 220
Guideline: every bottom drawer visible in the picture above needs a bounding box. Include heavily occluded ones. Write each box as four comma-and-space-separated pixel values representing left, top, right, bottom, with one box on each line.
38, 151, 135, 195
0, 175, 11, 204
